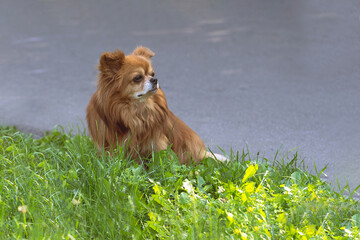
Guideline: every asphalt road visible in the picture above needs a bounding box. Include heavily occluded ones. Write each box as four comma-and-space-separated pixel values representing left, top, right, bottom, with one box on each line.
1, 0, 359, 195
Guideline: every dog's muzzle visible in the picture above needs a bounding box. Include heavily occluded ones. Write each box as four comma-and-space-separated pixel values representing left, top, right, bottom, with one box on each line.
150, 78, 158, 87
149, 78, 158, 92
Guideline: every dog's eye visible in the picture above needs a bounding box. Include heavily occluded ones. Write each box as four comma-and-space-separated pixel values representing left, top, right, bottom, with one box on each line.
133, 75, 143, 83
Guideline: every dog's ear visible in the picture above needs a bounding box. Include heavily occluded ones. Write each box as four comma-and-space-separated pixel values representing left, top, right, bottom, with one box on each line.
132, 46, 155, 59
98, 49, 125, 75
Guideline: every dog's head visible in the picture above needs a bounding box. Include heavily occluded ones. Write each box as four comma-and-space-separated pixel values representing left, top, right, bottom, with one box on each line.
97, 46, 158, 100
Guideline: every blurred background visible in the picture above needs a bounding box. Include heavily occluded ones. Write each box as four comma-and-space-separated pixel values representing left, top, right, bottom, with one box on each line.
0, 0, 359, 195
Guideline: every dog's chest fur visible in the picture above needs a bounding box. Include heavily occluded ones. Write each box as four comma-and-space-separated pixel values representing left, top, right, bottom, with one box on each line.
123, 97, 169, 155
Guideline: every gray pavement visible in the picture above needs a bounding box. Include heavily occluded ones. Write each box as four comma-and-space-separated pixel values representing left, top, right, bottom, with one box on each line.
1, 0, 359, 194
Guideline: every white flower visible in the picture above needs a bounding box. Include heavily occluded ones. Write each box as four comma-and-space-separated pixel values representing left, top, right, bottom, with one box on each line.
18, 205, 28, 214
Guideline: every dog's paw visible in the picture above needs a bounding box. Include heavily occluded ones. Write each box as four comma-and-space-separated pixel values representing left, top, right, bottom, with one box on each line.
206, 152, 229, 162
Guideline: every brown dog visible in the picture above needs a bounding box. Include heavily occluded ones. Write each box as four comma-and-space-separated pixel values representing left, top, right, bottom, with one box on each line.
86, 46, 226, 164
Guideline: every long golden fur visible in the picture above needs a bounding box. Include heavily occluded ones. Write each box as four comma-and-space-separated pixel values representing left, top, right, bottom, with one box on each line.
86, 46, 221, 164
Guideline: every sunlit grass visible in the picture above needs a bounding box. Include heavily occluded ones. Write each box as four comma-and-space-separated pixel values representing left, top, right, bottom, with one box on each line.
1, 126, 359, 239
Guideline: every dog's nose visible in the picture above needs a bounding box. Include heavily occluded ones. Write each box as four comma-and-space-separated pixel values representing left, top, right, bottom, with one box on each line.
150, 78, 158, 85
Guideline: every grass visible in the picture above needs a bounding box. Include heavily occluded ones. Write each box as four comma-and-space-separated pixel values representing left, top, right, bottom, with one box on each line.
0, 126, 359, 239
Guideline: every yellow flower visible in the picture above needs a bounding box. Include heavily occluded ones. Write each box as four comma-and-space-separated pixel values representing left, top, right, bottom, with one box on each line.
277, 213, 287, 224
305, 225, 316, 236
242, 164, 258, 183
148, 212, 155, 221
244, 182, 255, 193
241, 193, 247, 202
248, 207, 254, 212
254, 226, 259, 231
226, 212, 235, 224
153, 184, 161, 195
234, 228, 241, 234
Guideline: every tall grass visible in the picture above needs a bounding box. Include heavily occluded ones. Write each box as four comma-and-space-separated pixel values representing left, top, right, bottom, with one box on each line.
0, 126, 359, 239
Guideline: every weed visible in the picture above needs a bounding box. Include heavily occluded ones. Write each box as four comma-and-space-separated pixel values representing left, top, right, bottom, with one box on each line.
1, 126, 359, 239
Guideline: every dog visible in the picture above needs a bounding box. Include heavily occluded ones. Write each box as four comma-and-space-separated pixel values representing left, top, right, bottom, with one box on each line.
86, 46, 227, 164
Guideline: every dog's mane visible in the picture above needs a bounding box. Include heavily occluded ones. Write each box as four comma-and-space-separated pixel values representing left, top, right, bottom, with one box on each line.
97, 88, 169, 146
126, 90, 169, 140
